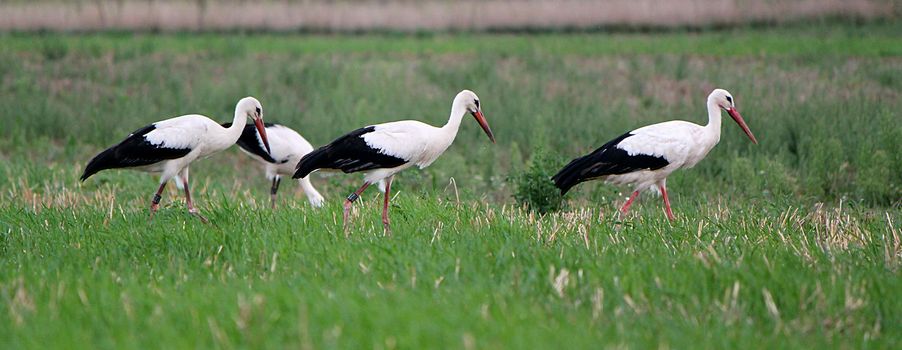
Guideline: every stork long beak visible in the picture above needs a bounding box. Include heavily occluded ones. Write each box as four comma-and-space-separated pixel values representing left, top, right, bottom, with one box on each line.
727, 108, 758, 144
471, 110, 496, 144
253, 117, 272, 153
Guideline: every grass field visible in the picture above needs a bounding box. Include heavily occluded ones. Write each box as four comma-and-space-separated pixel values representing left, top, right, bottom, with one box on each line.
1, 21, 901, 348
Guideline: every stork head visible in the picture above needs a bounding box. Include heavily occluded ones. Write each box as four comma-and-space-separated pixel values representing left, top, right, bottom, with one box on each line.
710, 89, 758, 144
455, 90, 495, 144
237, 96, 272, 153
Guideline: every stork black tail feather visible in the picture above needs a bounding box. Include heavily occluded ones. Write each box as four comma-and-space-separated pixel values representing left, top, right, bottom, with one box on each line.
552, 131, 672, 195
551, 154, 595, 195
80, 124, 193, 182
293, 126, 408, 178
293, 147, 329, 179
80, 147, 117, 181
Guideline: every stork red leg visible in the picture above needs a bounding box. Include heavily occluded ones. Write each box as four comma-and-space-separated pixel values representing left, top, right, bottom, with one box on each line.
619, 190, 640, 215
659, 184, 675, 221
343, 182, 371, 237
149, 182, 167, 219
382, 176, 393, 236
270, 177, 281, 209
182, 176, 208, 223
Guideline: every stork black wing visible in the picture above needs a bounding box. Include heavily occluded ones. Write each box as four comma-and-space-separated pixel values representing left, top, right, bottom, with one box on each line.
552, 132, 669, 194
224, 122, 278, 163
80, 124, 192, 181
293, 126, 408, 179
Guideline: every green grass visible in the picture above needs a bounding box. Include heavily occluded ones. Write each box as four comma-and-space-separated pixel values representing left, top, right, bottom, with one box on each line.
1, 22, 901, 348
1, 196, 900, 348
3, 20, 902, 57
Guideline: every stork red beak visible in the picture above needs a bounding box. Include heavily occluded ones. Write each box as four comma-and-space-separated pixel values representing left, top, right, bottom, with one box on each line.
727, 108, 758, 144
471, 110, 496, 144
253, 117, 272, 153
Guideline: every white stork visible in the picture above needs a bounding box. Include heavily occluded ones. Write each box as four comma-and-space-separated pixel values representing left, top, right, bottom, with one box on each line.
552, 89, 758, 220
81, 97, 271, 222
227, 122, 325, 208
293, 90, 495, 235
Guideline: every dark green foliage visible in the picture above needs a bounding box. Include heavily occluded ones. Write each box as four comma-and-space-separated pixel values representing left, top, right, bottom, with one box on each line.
38, 37, 68, 60
510, 148, 564, 214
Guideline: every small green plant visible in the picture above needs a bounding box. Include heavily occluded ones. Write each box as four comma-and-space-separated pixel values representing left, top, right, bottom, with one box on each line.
39, 38, 68, 61
510, 148, 564, 214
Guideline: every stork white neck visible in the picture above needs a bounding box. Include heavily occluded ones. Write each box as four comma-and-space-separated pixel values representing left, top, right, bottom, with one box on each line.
704, 93, 723, 142
441, 99, 467, 135
224, 102, 249, 142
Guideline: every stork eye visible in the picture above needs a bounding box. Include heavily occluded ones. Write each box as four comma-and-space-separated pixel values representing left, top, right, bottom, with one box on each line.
255, 107, 262, 114
726, 96, 733, 103
475, 100, 480, 108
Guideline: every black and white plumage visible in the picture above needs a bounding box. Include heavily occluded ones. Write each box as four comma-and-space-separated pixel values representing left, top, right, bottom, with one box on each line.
81, 97, 271, 221
294, 126, 408, 178
293, 90, 495, 235
227, 122, 325, 208
81, 124, 193, 179
552, 88, 758, 220
552, 131, 670, 194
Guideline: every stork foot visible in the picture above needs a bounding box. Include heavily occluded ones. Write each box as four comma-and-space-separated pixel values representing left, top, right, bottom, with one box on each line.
188, 209, 209, 224
616, 207, 630, 222
194, 213, 209, 224
342, 200, 353, 238
381, 175, 393, 237
382, 220, 391, 237
149, 205, 159, 222
270, 178, 280, 210
659, 184, 675, 222
618, 191, 640, 218
149, 192, 163, 222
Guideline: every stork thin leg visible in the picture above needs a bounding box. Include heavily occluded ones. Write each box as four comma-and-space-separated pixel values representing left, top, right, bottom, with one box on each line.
343, 182, 371, 237
659, 184, 675, 221
183, 176, 208, 224
270, 177, 281, 209
619, 190, 641, 215
382, 176, 393, 236
149, 182, 167, 220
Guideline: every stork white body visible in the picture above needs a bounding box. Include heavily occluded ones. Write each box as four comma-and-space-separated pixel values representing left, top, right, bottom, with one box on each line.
294, 90, 495, 234
357, 118, 464, 183
603, 118, 722, 192
134, 115, 243, 178
232, 122, 325, 208
81, 97, 270, 221
553, 89, 758, 220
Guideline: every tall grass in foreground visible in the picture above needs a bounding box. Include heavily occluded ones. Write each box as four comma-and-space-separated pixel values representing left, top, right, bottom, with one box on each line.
0, 188, 900, 348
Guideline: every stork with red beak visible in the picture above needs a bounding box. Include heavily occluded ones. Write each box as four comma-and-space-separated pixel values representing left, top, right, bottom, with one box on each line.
294, 90, 494, 235
81, 97, 271, 222
552, 89, 757, 220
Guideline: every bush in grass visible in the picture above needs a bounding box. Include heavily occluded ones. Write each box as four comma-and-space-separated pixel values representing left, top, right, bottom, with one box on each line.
510, 149, 564, 214
40, 39, 68, 61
